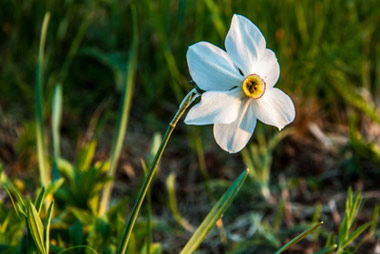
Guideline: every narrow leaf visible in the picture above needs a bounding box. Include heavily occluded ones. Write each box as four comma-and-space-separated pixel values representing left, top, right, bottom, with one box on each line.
3, 186, 22, 219
56, 245, 98, 254
314, 245, 337, 254
52, 84, 63, 180
343, 222, 371, 248
27, 201, 46, 254
45, 200, 54, 254
274, 221, 323, 254
35, 12, 51, 187
98, 3, 139, 216
34, 187, 46, 213
166, 172, 193, 232
180, 169, 249, 254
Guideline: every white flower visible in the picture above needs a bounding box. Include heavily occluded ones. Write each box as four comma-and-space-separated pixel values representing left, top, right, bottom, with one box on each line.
184, 14, 295, 153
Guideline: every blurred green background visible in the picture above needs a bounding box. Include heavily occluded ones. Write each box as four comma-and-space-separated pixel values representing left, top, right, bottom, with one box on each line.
0, 0, 379, 253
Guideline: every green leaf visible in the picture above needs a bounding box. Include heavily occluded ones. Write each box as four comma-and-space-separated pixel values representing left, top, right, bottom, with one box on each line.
343, 222, 371, 248
274, 221, 323, 254
27, 201, 46, 254
45, 178, 65, 196
35, 12, 51, 187
52, 84, 63, 180
34, 187, 46, 213
98, 2, 139, 216
325, 232, 335, 249
4, 184, 26, 217
56, 245, 98, 254
338, 216, 348, 245
314, 245, 337, 254
76, 139, 97, 172
3, 185, 22, 219
180, 169, 249, 254
166, 172, 193, 232
57, 158, 74, 182
45, 201, 54, 254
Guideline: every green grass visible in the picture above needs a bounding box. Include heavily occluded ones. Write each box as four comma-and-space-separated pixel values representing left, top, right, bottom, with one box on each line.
0, 0, 379, 253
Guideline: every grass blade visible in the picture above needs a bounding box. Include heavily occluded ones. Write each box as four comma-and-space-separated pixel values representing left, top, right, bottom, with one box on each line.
274, 221, 323, 254
35, 12, 51, 187
117, 88, 199, 254
34, 187, 46, 213
314, 245, 337, 254
166, 172, 193, 232
98, 4, 139, 216
45, 200, 54, 254
343, 222, 371, 248
56, 245, 98, 254
27, 201, 46, 254
180, 169, 249, 254
52, 84, 62, 180
3, 185, 22, 219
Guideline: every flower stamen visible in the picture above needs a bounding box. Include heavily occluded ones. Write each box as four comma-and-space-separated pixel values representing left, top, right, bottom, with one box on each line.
242, 74, 266, 99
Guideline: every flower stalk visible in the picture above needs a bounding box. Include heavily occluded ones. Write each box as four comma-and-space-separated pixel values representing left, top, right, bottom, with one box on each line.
118, 88, 199, 254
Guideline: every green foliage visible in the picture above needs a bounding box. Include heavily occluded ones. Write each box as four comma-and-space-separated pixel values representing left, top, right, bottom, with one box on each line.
55, 142, 111, 213
275, 221, 323, 254
241, 127, 292, 202
0, 0, 379, 253
332, 188, 377, 254
181, 169, 249, 254
166, 172, 194, 232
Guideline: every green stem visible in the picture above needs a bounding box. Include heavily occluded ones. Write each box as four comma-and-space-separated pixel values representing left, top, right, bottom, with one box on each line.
117, 89, 198, 254
98, 5, 138, 216
35, 13, 50, 187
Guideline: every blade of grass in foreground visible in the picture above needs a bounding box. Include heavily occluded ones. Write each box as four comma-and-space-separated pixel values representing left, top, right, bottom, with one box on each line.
98, 5, 138, 216
35, 12, 51, 187
45, 201, 54, 254
180, 169, 249, 254
27, 201, 46, 254
274, 221, 323, 254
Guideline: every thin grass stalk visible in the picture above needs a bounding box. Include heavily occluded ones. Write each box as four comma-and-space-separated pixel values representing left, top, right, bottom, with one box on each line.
35, 12, 51, 187
52, 84, 62, 181
117, 88, 199, 254
141, 161, 152, 254
274, 221, 324, 254
98, 6, 138, 216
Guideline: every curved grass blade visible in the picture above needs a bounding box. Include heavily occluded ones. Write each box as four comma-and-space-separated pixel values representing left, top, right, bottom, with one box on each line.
56, 245, 98, 254
45, 200, 54, 254
180, 169, 249, 254
166, 172, 193, 232
274, 221, 323, 254
35, 12, 51, 187
98, 4, 139, 216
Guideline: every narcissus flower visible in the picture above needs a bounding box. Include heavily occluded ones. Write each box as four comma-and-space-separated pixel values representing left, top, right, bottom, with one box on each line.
185, 14, 295, 153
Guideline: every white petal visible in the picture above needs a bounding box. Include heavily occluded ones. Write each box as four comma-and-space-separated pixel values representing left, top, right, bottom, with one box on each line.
254, 49, 280, 88
213, 99, 257, 153
225, 14, 266, 76
187, 41, 243, 91
184, 90, 242, 125
251, 88, 295, 130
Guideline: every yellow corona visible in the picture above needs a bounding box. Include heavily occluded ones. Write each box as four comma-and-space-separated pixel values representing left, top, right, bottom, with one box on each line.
242, 74, 266, 99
